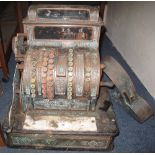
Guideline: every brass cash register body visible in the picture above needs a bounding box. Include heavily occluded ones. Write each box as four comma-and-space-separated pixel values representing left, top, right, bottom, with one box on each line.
2, 5, 153, 151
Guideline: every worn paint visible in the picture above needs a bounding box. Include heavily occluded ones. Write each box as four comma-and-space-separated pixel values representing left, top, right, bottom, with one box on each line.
23, 115, 97, 131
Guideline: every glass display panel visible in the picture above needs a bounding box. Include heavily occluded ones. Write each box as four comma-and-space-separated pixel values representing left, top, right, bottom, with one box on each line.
34, 26, 92, 40
37, 9, 90, 20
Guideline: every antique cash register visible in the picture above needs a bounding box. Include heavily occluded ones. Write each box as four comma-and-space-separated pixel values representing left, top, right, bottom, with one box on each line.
2, 5, 153, 151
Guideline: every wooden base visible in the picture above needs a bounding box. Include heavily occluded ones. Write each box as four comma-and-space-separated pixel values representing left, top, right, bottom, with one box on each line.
2, 87, 118, 151
6, 133, 114, 151
3, 110, 118, 151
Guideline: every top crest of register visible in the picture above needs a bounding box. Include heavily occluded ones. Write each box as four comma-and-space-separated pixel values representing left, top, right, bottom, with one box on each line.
23, 4, 103, 25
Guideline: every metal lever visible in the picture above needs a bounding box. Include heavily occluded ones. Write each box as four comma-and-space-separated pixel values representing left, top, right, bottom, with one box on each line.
102, 56, 154, 123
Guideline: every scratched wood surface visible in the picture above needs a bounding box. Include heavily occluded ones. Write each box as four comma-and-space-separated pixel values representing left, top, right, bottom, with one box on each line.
0, 125, 5, 147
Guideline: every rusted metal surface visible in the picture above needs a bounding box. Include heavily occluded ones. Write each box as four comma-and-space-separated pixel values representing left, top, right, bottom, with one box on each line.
12, 33, 27, 62
103, 56, 153, 122
2, 4, 153, 151
20, 48, 100, 110
23, 5, 102, 49
7, 133, 114, 151
3, 5, 116, 151
2, 86, 118, 150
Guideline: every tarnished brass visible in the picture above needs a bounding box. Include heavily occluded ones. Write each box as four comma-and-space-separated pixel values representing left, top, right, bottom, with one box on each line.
2, 4, 153, 151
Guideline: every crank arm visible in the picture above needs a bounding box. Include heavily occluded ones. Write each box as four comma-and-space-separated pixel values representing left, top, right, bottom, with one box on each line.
103, 56, 153, 123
